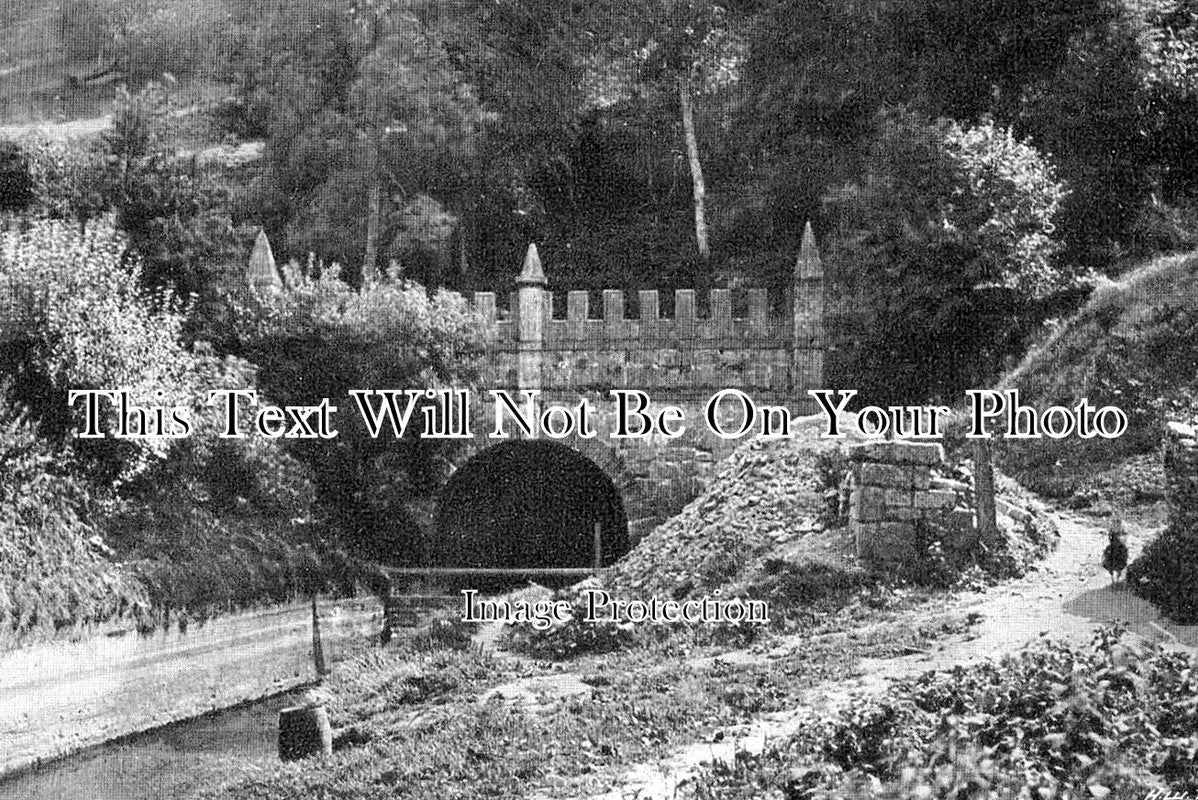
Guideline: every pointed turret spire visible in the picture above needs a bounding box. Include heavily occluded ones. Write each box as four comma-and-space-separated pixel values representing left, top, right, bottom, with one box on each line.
795, 221, 823, 281
516, 243, 546, 287
247, 228, 280, 289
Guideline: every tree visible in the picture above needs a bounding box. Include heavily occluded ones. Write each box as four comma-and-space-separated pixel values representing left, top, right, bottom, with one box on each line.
222, 262, 490, 563
229, 0, 491, 284
584, 0, 751, 264
828, 111, 1069, 405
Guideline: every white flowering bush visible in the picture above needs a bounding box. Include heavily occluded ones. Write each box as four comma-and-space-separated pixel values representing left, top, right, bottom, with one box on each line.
0, 216, 198, 479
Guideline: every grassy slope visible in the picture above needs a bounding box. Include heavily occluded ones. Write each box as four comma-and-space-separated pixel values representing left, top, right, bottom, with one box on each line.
998, 249, 1198, 495
0, 0, 233, 126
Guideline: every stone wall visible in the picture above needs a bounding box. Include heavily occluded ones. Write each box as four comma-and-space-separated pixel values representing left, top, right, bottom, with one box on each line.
848, 441, 965, 572
1164, 420, 1198, 534
469, 222, 825, 406
0, 597, 381, 778
445, 223, 827, 539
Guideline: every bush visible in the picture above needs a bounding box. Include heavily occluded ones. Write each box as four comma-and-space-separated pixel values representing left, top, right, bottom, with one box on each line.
827, 110, 1070, 405
1128, 525, 1198, 623
0, 388, 146, 640
220, 261, 491, 562
764, 628, 1197, 797
503, 578, 637, 659
0, 215, 337, 625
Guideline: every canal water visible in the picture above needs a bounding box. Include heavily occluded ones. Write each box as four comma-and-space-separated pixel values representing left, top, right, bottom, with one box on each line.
0, 693, 293, 800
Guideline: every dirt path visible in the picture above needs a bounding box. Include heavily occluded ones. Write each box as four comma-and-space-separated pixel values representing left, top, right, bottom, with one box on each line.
576, 510, 1198, 800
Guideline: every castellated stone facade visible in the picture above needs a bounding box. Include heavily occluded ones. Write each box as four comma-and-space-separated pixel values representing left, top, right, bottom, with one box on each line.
455, 225, 827, 538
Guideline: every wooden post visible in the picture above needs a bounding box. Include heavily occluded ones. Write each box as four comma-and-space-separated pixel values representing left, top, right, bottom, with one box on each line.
593, 520, 603, 572
310, 594, 327, 677
973, 438, 997, 542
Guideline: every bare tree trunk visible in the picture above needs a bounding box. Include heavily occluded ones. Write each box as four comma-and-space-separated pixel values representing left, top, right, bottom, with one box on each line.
678, 73, 710, 261
362, 139, 381, 283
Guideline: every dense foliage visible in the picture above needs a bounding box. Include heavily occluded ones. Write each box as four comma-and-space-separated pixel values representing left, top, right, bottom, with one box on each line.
219, 260, 490, 563
696, 628, 1198, 798
0, 217, 351, 635
0, 387, 146, 639
1001, 250, 1198, 494
830, 113, 1070, 403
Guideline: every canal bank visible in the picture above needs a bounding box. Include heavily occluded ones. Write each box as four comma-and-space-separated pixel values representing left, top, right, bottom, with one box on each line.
0, 692, 294, 800
0, 596, 382, 779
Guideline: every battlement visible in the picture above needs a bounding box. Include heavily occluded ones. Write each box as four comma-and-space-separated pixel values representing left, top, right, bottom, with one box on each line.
471, 287, 800, 348
233, 223, 828, 402
461, 224, 827, 403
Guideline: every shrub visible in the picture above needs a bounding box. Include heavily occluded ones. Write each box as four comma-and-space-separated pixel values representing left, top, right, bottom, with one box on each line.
827, 110, 1071, 405
219, 261, 491, 563
765, 628, 1196, 797
1128, 524, 1198, 623
0, 387, 146, 640
98, 84, 242, 300
503, 578, 637, 659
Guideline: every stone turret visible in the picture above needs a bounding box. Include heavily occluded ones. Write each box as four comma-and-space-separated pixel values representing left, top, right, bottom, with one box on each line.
792, 221, 824, 395
247, 229, 281, 291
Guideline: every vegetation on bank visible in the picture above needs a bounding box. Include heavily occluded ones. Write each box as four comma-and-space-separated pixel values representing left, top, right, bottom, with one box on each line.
1001, 249, 1198, 497
202, 594, 973, 800
690, 627, 1198, 798
0, 147, 487, 639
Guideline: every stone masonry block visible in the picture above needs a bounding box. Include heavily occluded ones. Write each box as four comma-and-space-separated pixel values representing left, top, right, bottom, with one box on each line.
859, 462, 931, 490
930, 477, 969, 493
882, 488, 913, 507
914, 489, 957, 510
994, 497, 1032, 523
855, 498, 885, 522
856, 521, 917, 566
847, 441, 944, 466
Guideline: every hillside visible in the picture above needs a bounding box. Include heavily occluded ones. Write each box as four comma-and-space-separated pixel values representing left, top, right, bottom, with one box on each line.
999, 249, 1198, 497
0, 0, 232, 127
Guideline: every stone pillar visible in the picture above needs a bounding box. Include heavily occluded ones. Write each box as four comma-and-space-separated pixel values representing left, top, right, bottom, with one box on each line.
848, 441, 953, 574
247, 228, 281, 291
1164, 421, 1198, 536
514, 242, 547, 399
792, 221, 824, 397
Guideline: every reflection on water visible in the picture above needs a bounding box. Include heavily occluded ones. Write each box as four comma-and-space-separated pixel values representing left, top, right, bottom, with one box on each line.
1, 693, 293, 800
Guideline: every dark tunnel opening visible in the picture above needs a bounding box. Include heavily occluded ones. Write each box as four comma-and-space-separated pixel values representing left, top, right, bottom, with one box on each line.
432, 440, 631, 583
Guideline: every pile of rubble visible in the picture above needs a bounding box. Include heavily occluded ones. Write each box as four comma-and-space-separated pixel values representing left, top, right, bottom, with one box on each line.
608, 416, 1058, 602
608, 422, 852, 600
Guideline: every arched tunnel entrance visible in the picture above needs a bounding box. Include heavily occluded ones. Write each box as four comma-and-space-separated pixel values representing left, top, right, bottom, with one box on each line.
433, 440, 631, 576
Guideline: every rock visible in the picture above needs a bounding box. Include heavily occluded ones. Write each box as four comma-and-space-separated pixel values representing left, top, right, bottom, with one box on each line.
737, 735, 767, 759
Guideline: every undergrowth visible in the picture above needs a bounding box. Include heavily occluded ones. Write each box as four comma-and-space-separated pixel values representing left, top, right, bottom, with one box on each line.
692, 626, 1198, 798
